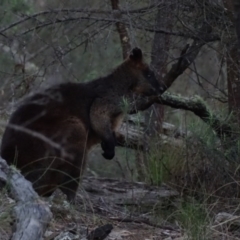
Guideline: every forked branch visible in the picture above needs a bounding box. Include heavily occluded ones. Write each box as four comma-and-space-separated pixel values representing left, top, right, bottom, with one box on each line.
117, 22, 232, 147
159, 22, 213, 93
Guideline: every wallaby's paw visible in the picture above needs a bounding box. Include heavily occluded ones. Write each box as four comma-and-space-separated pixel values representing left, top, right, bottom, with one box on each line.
102, 151, 115, 160
101, 140, 115, 160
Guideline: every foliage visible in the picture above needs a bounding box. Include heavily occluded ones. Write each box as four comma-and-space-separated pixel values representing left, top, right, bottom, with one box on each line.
175, 200, 209, 239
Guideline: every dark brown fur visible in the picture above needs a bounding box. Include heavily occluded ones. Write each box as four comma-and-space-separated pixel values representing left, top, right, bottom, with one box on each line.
0, 48, 161, 201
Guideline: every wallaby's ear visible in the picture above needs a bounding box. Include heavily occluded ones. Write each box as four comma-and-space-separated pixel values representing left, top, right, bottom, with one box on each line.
129, 47, 143, 62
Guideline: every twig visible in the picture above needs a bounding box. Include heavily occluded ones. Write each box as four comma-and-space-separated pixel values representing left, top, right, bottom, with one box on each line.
1, 4, 161, 31
13, 16, 220, 42
0, 2, 165, 34
109, 217, 178, 231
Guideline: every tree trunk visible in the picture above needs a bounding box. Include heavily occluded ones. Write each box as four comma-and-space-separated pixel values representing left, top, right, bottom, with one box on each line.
110, 0, 131, 58
137, 2, 174, 181
148, 2, 173, 134
224, 0, 240, 124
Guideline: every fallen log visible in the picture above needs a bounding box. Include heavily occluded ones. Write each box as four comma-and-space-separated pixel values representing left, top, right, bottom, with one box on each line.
0, 157, 52, 240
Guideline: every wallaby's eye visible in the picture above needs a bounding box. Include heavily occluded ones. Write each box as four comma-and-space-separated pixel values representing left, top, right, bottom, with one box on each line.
146, 71, 153, 78
143, 69, 155, 80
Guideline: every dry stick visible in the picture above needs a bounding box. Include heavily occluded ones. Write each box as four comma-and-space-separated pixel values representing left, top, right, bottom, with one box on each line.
0, 157, 52, 240
109, 217, 177, 231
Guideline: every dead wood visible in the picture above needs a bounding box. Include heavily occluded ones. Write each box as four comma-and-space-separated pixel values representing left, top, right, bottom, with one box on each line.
116, 115, 185, 150
159, 93, 232, 139
116, 92, 232, 150
0, 157, 52, 240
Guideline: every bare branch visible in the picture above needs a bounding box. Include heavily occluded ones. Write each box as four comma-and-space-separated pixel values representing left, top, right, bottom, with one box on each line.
141, 26, 219, 42
159, 22, 214, 93
0, 3, 163, 34
158, 93, 232, 139
2, 15, 220, 42
0, 122, 72, 158
46, 22, 111, 67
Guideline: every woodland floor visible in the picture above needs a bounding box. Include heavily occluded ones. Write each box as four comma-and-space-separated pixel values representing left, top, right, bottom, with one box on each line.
1, 177, 240, 240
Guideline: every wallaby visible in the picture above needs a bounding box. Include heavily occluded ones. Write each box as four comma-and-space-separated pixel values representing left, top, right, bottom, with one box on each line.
0, 47, 162, 201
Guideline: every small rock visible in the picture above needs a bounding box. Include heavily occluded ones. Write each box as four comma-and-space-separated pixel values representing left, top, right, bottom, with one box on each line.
44, 230, 54, 237
54, 231, 79, 240
213, 212, 240, 229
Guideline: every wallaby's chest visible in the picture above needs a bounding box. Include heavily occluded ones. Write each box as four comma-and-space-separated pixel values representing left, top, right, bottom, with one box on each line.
111, 113, 125, 132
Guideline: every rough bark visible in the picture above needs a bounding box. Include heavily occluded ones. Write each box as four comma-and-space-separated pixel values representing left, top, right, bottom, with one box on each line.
110, 0, 131, 58
224, 0, 240, 124
0, 157, 52, 240
149, 4, 172, 131
137, 3, 174, 180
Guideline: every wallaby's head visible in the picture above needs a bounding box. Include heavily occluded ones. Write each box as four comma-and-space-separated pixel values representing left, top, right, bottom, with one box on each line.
125, 47, 162, 96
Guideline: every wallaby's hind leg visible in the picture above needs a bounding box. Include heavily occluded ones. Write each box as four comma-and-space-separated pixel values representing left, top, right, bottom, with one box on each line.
59, 152, 85, 203
57, 124, 88, 202
59, 173, 80, 202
